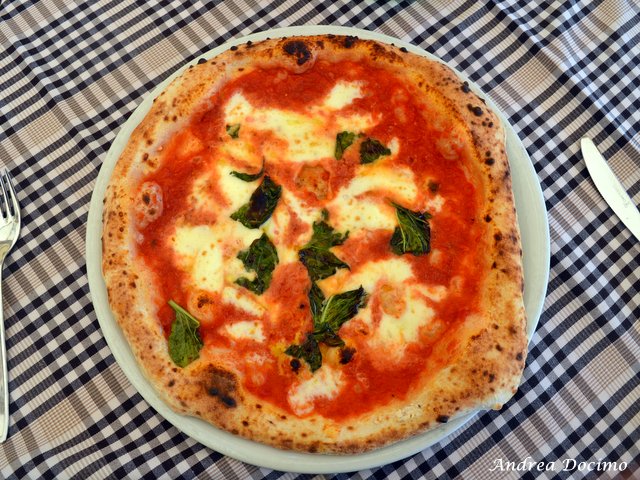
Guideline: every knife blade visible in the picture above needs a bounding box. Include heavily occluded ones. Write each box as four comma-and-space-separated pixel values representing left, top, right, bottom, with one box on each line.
581, 138, 640, 242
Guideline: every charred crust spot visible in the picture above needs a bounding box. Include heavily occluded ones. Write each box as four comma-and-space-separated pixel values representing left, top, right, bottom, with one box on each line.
488, 122, 494, 127
142, 193, 151, 205
221, 395, 236, 408
299, 303, 306, 310
197, 58, 206, 64
467, 104, 484, 116
516, 352, 524, 361
496, 344, 503, 352
168, 380, 175, 387
484, 214, 492, 222
509, 325, 518, 335
493, 323, 499, 330
461, 81, 471, 93
242, 420, 249, 427
246, 40, 253, 47
399, 46, 408, 53
491, 261, 498, 269
471, 334, 481, 340
283, 40, 311, 65
256, 403, 262, 409
494, 232, 503, 242
205, 367, 237, 408
230, 45, 238, 51
339, 347, 356, 365
436, 415, 449, 423
344, 36, 358, 48
488, 374, 495, 383
316, 40, 324, 48
485, 157, 495, 165
290, 358, 301, 373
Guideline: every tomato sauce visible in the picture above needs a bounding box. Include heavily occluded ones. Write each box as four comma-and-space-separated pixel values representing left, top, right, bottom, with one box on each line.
134, 59, 485, 420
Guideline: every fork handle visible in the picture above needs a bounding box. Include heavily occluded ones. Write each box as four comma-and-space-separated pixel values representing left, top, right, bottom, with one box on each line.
0, 268, 8, 442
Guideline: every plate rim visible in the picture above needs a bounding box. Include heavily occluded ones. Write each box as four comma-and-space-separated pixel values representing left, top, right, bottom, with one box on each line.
86, 25, 550, 474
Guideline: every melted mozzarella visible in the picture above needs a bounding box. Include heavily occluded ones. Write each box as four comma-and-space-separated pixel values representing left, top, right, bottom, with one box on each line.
217, 164, 261, 213
171, 223, 261, 292
425, 194, 445, 213
222, 88, 378, 164
321, 80, 363, 110
288, 367, 344, 415
262, 190, 319, 263
222, 286, 265, 316
224, 320, 265, 342
224, 92, 332, 162
318, 257, 446, 351
317, 257, 413, 296
376, 288, 435, 346
329, 164, 417, 232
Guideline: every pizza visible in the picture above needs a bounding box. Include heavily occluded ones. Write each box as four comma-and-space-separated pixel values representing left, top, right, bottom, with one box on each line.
102, 34, 527, 454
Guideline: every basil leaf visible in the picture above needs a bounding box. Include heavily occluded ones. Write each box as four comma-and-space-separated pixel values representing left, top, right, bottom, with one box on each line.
360, 138, 391, 164
235, 233, 279, 294
298, 218, 349, 281
285, 334, 322, 372
230, 158, 265, 182
299, 247, 349, 282
316, 286, 367, 333
168, 300, 204, 368
390, 202, 432, 255
314, 328, 345, 348
335, 131, 358, 160
308, 282, 325, 324
287, 286, 366, 372
231, 176, 282, 228
226, 123, 240, 138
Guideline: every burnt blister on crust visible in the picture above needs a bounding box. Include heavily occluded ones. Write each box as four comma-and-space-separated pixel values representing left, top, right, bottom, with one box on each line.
344, 35, 358, 48
283, 40, 312, 65
205, 366, 238, 408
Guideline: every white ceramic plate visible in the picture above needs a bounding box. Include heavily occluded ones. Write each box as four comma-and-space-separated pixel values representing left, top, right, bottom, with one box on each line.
86, 25, 550, 474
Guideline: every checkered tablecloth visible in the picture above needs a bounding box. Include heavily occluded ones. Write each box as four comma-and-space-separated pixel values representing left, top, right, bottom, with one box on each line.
1, 0, 639, 478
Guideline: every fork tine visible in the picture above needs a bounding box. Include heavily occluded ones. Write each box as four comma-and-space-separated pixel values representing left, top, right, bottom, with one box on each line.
2, 170, 19, 221
0, 171, 9, 219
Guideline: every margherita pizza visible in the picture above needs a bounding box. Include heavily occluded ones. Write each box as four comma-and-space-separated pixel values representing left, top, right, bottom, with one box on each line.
102, 34, 527, 453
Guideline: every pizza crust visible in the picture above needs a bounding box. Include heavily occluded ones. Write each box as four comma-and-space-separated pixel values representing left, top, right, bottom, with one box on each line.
102, 34, 526, 454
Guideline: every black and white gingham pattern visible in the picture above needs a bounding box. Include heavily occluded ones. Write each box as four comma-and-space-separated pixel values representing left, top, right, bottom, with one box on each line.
1, 1, 638, 478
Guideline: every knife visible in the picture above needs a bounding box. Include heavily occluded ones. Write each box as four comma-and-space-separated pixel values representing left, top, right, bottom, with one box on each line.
581, 138, 640, 242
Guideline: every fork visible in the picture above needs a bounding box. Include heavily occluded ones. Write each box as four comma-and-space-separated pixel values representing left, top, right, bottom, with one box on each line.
0, 170, 20, 442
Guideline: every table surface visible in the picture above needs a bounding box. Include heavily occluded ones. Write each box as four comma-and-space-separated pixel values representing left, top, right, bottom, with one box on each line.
1, 1, 638, 479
